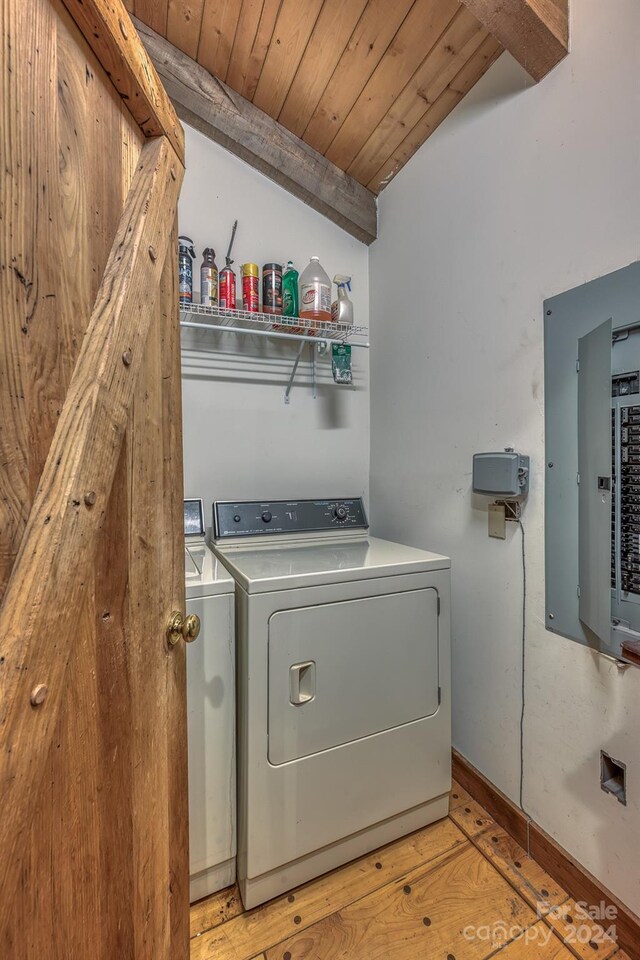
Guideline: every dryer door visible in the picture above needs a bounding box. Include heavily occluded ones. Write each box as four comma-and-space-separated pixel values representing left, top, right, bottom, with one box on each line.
268, 588, 439, 765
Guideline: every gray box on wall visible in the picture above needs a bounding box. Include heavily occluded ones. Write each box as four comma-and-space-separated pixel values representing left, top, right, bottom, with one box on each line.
544, 260, 640, 660
472, 452, 529, 497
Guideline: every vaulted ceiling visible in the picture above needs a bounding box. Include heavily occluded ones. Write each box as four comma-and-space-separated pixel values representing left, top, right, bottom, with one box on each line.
126, 0, 568, 242
125, 0, 505, 193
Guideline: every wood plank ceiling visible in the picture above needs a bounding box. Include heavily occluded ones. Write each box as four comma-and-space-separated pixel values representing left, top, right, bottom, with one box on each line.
124, 0, 503, 194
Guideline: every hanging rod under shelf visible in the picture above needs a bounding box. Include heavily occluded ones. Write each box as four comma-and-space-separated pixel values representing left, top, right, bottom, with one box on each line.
180, 319, 370, 348
179, 303, 369, 348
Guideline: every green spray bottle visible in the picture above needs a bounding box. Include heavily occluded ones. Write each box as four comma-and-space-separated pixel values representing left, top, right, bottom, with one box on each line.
282, 261, 299, 317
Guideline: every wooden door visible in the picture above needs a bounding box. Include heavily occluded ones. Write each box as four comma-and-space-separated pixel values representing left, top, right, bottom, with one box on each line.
0, 1, 189, 957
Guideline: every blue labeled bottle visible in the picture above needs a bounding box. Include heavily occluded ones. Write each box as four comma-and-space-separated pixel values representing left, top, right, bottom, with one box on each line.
178, 236, 196, 305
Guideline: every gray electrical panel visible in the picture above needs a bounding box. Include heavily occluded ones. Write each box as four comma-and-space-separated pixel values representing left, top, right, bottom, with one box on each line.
544, 260, 640, 660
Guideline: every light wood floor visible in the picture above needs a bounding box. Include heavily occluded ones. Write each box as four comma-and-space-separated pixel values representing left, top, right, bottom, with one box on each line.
190, 783, 630, 960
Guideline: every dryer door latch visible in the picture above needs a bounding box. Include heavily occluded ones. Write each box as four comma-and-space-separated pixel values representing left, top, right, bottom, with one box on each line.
289, 661, 316, 705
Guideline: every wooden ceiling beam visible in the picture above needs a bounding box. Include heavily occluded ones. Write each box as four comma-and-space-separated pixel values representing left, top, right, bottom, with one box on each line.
459, 0, 569, 81
61, 0, 184, 162
133, 18, 377, 245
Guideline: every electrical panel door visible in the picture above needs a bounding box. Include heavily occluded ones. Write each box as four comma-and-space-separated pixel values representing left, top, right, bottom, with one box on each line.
576, 322, 640, 654
577, 319, 612, 646
544, 259, 640, 661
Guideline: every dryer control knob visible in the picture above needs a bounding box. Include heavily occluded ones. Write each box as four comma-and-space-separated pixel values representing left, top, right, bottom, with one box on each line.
333, 504, 348, 521
261, 511, 272, 523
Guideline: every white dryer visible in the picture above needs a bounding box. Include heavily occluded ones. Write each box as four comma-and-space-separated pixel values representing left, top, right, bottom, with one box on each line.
211, 497, 451, 909
184, 500, 236, 903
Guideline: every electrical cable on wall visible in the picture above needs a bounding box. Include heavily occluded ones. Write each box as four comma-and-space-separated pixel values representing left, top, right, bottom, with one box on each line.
470, 451, 531, 820
517, 519, 528, 816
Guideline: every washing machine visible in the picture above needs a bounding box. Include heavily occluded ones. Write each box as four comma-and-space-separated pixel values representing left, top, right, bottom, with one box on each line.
210, 497, 451, 909
184, 499, 237, 903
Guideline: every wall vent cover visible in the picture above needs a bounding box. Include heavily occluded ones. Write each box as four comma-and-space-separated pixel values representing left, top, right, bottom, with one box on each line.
600, 750, 627, 805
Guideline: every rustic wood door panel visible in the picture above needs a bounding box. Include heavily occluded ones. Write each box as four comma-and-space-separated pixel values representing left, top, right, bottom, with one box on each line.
1, 1, 187, 957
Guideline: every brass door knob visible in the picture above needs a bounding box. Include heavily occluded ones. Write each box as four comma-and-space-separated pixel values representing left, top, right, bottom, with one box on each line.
167, 610, 201, 646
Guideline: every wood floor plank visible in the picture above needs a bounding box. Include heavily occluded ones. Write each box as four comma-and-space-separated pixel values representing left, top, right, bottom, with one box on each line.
545, 900, 619, 960
492, 921, 577, 960
189, 815, 630, 960
449, 797, 496, 838
191, 884, 244, 939
190, 818, 467, 960
449, 778, 473, 810
264, 842, 537, 960
474, 827, 568, 916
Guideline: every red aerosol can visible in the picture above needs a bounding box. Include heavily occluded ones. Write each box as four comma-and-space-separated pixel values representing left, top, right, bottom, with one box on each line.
219, 265, 236, 309
220, 219, 237, 310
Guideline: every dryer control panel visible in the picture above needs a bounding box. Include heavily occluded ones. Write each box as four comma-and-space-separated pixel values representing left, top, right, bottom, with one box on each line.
214, 498, 368, 538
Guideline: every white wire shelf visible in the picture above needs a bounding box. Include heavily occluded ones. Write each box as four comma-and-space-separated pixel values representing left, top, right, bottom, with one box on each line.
179, 302, 369, 347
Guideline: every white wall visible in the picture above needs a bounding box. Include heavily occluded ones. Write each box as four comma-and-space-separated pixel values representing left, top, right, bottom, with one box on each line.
369, 0, 640, 914
179, 124, 369, 518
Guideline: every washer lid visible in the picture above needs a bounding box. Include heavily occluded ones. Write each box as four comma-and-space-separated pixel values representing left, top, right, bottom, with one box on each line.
214, 536, 450, 594
185, 543, 235, 599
